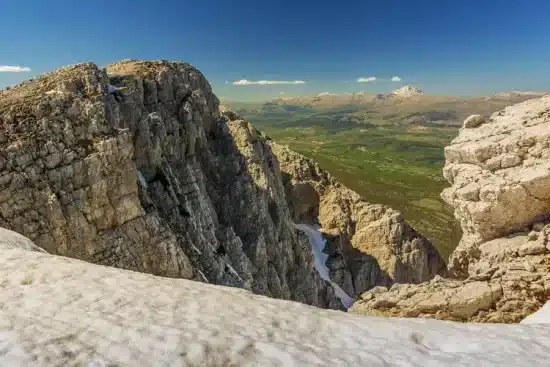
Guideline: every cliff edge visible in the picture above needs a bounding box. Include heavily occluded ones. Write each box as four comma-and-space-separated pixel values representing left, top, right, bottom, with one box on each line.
0, 60, 442, 309
351, 96, 550, 322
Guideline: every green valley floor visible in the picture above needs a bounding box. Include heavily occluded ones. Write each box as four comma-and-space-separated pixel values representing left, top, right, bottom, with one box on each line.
250, 119, 462, 260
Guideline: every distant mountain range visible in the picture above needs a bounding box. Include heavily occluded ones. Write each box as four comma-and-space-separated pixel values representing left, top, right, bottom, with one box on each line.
223, 86, 547, 127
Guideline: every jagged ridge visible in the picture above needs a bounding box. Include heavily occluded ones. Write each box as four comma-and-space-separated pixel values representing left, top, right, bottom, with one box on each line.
0, 60, 442, 310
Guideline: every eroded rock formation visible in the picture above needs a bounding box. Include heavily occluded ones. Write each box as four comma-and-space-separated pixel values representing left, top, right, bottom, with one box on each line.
351, 95, 550, 322
0, 60, 440, 310
270, 143, 446, 298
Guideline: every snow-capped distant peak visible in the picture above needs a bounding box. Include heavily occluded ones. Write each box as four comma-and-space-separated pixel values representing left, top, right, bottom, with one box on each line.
391, 85, 423, 97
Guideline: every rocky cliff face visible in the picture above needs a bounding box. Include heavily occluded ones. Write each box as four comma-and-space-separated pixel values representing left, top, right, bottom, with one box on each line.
0, 60, 441, 310
269, 143, 446, 298
351, 96, 550, 322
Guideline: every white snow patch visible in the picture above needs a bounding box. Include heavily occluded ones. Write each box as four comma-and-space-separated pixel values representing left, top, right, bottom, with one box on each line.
87, 359, 107, 367
190, 242, 202, 255
136, 170, 148, 189
225, 263, 243, 281
3, 239, 550, 366
0, 331, 32, 365
521, 302, 550, 324
196, 269, 209, 283
295, 223, 355, 309
107, 84, 118, 93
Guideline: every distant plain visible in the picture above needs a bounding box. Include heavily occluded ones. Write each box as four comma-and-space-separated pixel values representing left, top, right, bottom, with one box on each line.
226, 91, 545, 259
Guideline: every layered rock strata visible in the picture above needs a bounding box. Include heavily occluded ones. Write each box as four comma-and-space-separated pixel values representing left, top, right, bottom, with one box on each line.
351, 95, 550, 322
0, 60, 441, 309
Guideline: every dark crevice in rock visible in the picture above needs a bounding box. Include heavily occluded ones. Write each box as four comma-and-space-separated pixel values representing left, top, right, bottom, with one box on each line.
151, 168, 170, 188
215, 244, 226, 256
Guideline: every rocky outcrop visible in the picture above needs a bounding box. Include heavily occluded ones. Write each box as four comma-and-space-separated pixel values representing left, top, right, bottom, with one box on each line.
0, 60, 440, 310
351, 96, 550, 322
2, 231, 550, 366
444, 96, 550, 276
0, 61, 337, 308
351, 223, 550, 322
270, 143, 446, 298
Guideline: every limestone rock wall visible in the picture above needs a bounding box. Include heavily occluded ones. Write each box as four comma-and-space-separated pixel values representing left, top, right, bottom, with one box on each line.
443, 97, 550, 276
0, 61, 338, 308
0, 59, 441, 310
270, 143, 446, 298
351, 95, 550, 322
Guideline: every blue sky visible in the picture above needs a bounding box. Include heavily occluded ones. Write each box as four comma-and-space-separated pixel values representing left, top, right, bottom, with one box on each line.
2, 0, 550, 101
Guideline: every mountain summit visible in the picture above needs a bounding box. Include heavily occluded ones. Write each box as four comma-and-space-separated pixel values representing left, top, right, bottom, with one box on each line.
391, 85, 424, 97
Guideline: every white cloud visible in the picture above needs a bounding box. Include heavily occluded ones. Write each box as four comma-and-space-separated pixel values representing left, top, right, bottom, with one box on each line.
391, 76, 402, 82
232, 79, 306, 85
357, 76, 376, 83
0, 65, 31, 72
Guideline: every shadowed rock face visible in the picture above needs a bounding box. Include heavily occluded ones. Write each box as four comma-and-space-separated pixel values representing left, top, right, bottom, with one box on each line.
270, 143, 446, 298
0, 60, 440, 309
351, 95, 550, 323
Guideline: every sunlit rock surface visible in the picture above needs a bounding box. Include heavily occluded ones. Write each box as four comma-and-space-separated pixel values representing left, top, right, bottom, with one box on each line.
351, 95, 550, 323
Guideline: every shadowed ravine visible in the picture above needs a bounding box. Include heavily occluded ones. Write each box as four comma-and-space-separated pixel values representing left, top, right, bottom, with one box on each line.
295, 223, 355, 308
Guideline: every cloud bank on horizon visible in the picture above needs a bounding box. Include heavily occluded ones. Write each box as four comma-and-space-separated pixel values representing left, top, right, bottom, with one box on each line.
233, 79, 306, 85
228, 76, 405, 86
357, 76, 377, 83
0, 65, 31, 72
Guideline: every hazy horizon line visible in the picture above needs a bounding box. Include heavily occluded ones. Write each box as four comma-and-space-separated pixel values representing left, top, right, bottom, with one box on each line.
218, 89, 549, 103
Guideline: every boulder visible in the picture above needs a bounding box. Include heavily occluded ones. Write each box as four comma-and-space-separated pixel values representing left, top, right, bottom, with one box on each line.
462, 114, 485, 128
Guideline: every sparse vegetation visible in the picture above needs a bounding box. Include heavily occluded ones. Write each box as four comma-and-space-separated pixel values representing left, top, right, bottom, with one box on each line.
254, 121, 460, 259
